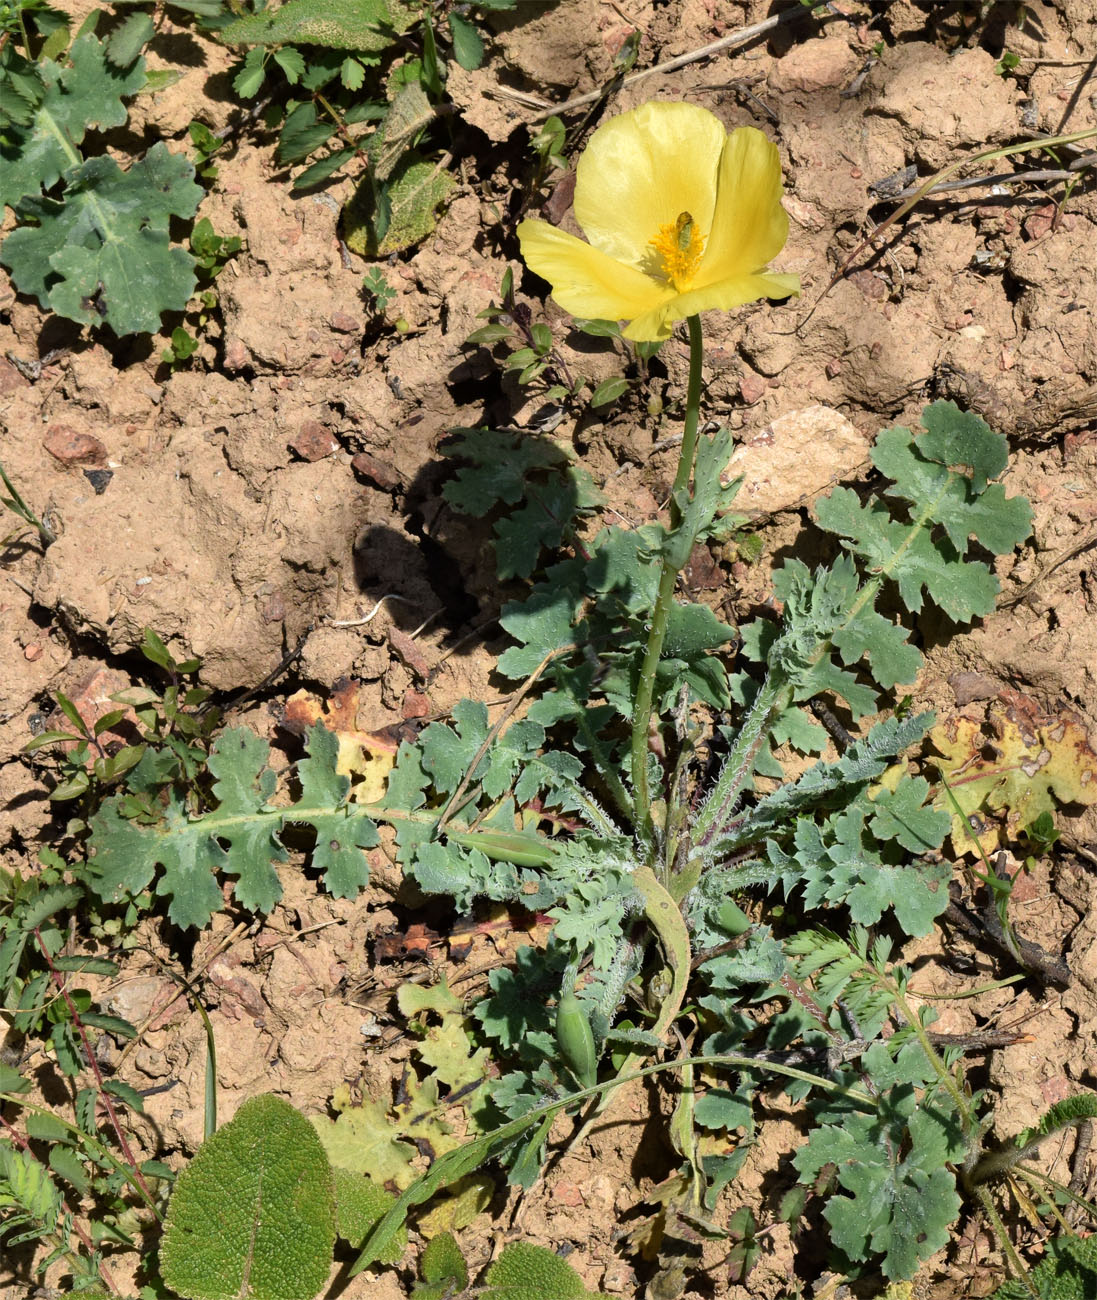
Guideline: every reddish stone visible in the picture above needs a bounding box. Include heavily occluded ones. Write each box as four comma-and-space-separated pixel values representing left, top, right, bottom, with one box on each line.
402, 689, 430, 719
389, 626, 431, 678
43, 424, 107, 466
552, 1181, 585, 1207
330, 312, 361, 334
850, 270, 887, 301
1040, 1074, 1073, 1106
739, 373, 766, 405
1024, 204, 1077, 241
24, 643, 43, 661
47, 666, 140, 754
0, 359, 29, 394
351, 451, 401, 491
260, 590, 286, 623
289, 420, 338, 461
223, 338, 251, 371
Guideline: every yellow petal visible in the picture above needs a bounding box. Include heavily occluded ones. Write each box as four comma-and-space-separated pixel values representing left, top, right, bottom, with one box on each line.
696, 127, 790, 286
668, 271, 800, 324
573, 102, 725, 269
517, 218, 671, 322
622, 272, 799, 342
622, 303, 676, 342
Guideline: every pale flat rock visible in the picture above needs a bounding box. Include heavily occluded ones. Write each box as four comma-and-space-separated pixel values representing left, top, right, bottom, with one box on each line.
723, 405, 869, 517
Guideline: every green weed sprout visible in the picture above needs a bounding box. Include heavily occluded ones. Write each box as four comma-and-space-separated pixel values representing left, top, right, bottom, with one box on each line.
0, 458, 55, 545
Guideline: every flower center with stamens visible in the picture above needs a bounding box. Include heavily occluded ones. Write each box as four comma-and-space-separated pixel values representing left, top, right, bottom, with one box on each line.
649, 211, 706, 291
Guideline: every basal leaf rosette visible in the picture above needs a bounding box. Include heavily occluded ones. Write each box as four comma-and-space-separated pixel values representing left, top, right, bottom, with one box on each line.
518, 101, 799, 342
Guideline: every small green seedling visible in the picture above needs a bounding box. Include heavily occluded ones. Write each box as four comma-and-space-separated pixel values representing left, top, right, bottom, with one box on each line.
0, 458, 55, 545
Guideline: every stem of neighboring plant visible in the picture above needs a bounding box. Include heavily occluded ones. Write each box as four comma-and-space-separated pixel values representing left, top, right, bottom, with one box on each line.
630, 315, 704, 847
888, 977, 973, 1132
0, 1113, 123, 1295
34, 931, 160, 1216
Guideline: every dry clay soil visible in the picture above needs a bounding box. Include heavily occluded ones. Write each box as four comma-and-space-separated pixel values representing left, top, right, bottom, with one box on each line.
3, 1, 1097, 1297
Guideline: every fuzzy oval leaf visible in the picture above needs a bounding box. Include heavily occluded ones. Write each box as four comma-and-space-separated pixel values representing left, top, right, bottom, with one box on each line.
483, 1241, 611, 1299
160, 1094, 335, 1300
218, 0, 413, 52
589, 375, 629, 408
343, 154, 455, 256
332, 1166, 406, 1263
448, 13, 484, 69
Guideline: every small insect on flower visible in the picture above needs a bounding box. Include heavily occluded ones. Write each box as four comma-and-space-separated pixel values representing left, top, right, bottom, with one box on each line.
675, 212, 694, 251
518, 101, 799, 342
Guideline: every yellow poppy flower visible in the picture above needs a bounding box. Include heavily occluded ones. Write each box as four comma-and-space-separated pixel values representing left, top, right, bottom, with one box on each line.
517, 101, 799, 342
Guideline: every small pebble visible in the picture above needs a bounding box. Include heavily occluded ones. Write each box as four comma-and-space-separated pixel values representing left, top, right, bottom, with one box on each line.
289, 420, 338, 461
43, 424, 107, 466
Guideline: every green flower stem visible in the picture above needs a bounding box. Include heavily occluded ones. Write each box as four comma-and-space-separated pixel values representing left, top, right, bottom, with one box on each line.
889, 979, 973, 1131
669, 314, 705, 526
631, 314, 704, 848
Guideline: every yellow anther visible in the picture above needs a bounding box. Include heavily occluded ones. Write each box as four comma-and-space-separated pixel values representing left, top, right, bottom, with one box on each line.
650, 210, 706, 291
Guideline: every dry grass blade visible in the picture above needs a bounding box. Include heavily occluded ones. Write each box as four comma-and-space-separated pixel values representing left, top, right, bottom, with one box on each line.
828, 126, 1097, 293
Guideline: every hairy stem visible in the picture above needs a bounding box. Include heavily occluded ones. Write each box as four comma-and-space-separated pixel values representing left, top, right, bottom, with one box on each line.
630, 314, 704, 847
691, 671, 791, 846
972, 1185, 1040, 1299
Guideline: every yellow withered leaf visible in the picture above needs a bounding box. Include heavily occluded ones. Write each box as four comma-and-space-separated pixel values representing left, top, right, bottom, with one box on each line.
930, 689, 1097, 857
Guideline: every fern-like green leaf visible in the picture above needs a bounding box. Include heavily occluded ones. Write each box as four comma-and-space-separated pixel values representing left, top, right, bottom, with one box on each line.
992, 1235, 1097, 1300
86, 724, 377, 928
1014, 1093, 1097, 1154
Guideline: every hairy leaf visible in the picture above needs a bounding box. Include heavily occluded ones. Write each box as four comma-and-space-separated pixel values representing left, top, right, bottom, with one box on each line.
483, 1240, 613, 1299
160, 1095, 335, 1300
332, 1167, 406, 1262
219, 0, 413, 53
343, 153, 455, 257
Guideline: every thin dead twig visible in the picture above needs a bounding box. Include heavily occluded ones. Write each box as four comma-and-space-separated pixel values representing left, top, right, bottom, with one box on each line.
887, 163, 1091, 200
821, 127, 1097, 304
502, 7, 809, 124
1003, 528, 1097, 609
